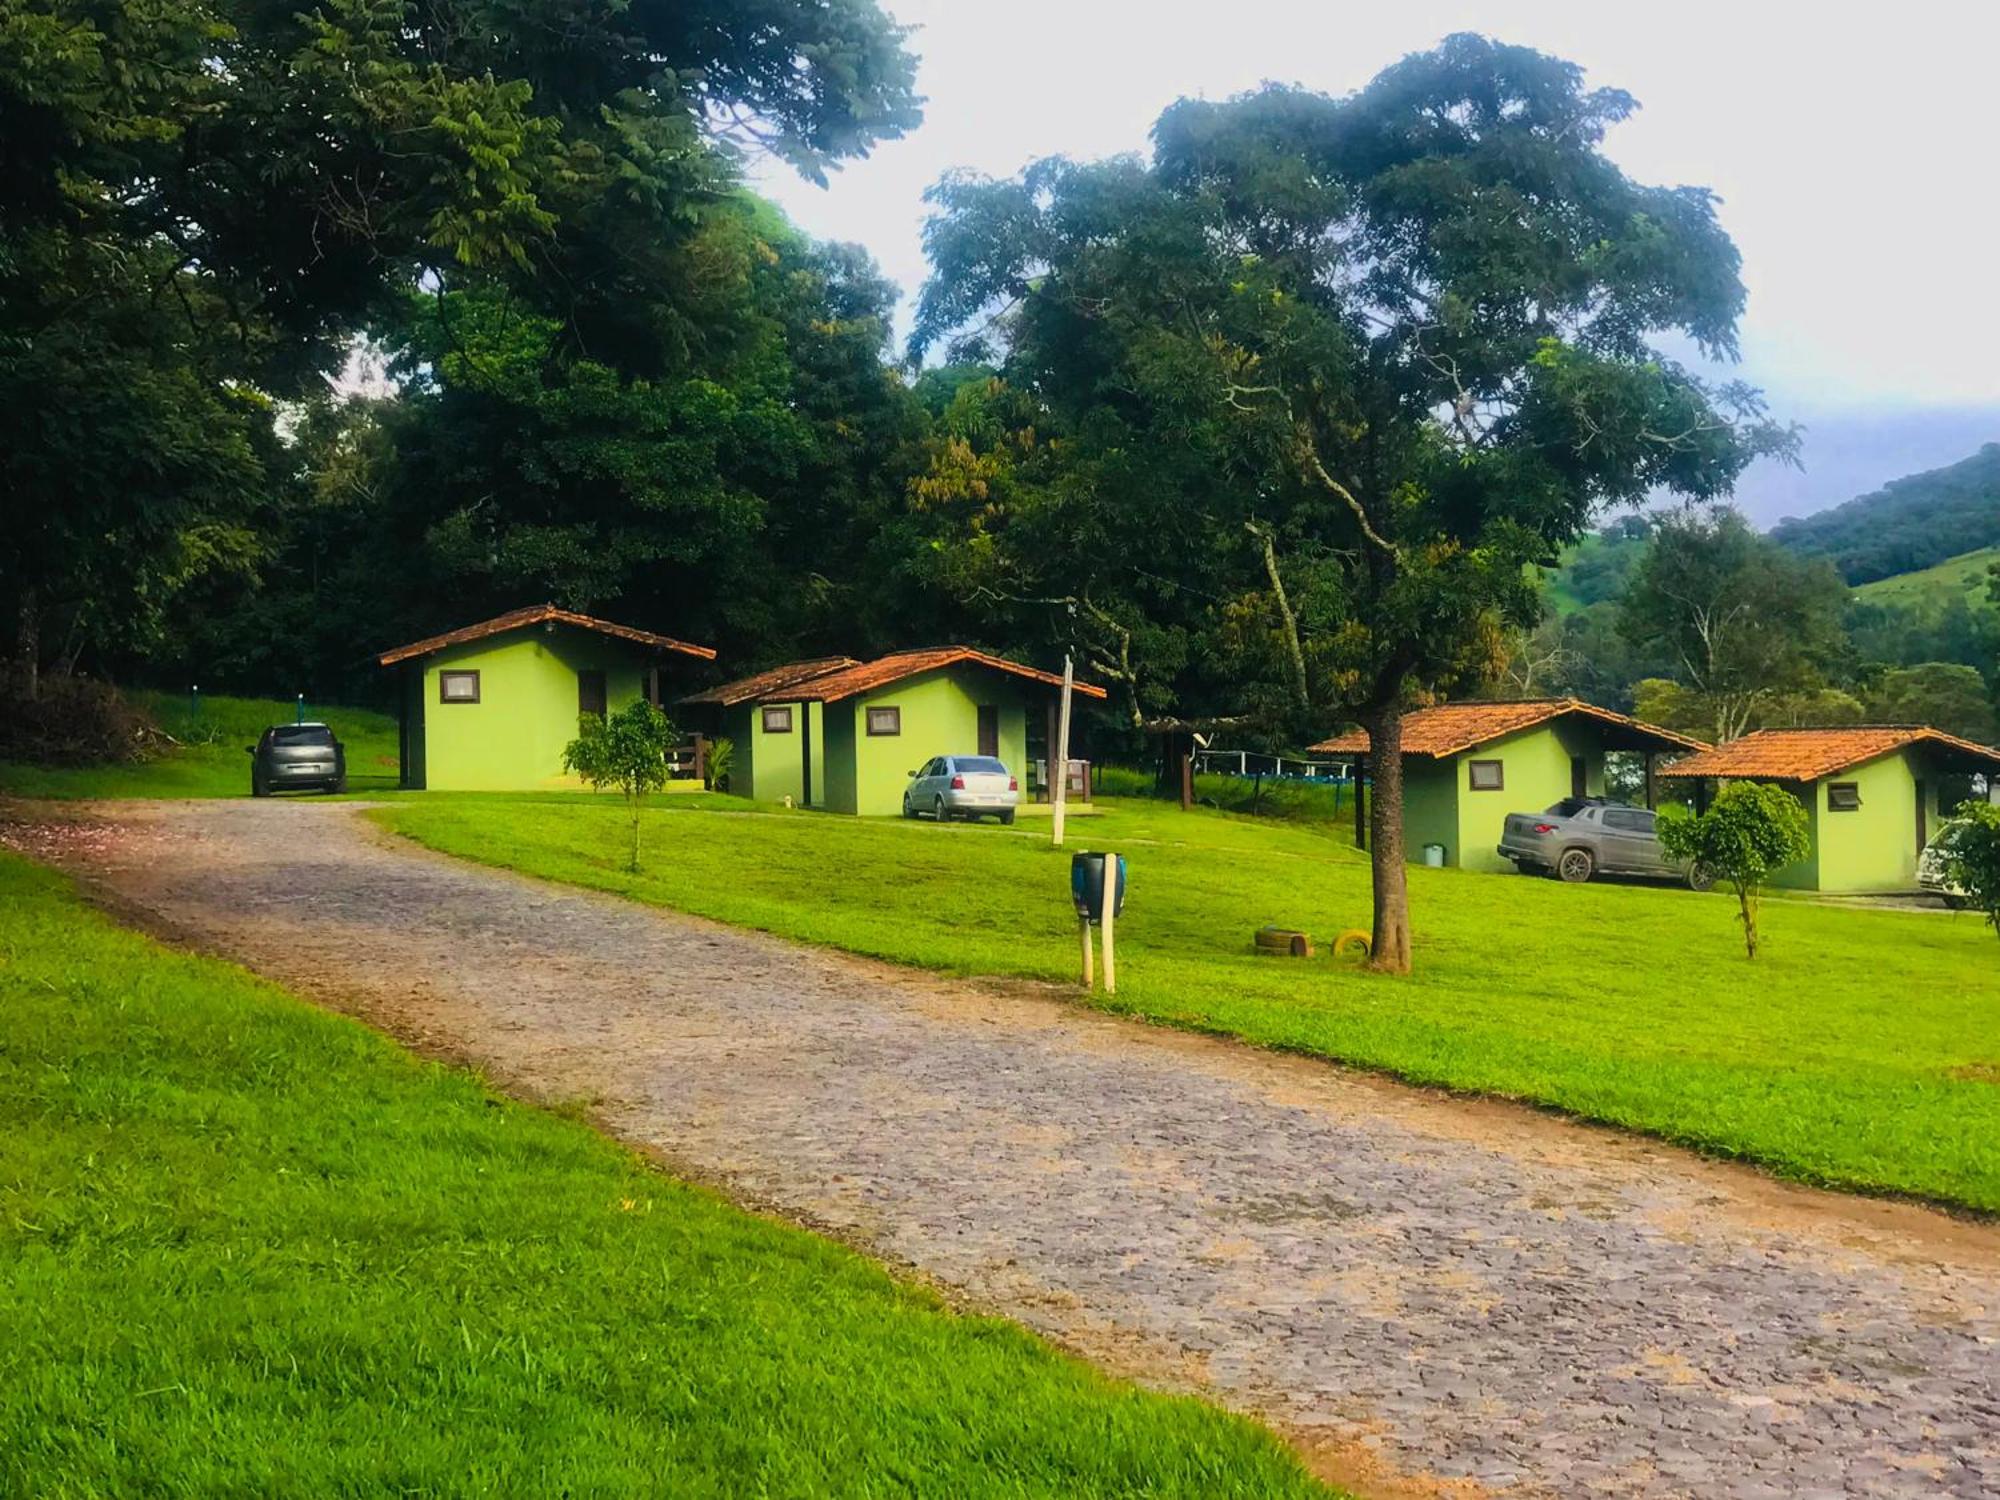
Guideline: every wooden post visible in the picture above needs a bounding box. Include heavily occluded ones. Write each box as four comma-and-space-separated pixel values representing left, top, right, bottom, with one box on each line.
1079, 917, 1094, 989
1052, 655, 1074, 848
692, 733, 708, 784
800, 702, 813, 808
1100, 856, 1116, 995
1044, 699, 1060, 803
1179, 751, 1193, 811
1644, 752, 1658, 810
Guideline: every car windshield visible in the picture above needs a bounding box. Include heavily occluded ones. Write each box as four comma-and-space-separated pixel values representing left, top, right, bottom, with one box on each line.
269, 725, 334, 746
957, 757, 1007, 774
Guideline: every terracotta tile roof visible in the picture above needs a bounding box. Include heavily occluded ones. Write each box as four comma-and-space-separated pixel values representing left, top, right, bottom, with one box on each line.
1310, 699, 1709, 758
1658, 726, 2000, 781
771, 647, 1108, 703
678, 657, 861, 707
378, 604, 715, 666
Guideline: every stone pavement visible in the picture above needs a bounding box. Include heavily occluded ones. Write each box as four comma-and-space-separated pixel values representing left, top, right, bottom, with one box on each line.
27, 800, 2000, 1498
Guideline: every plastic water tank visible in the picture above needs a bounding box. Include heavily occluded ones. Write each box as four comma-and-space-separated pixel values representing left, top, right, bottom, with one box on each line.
1422, 843, 1446, 867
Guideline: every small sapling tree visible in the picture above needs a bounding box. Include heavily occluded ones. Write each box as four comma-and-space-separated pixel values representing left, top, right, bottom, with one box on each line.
1939, 802, 2000, 939
563, 700, 674, 872
1657, 783, 1811, 959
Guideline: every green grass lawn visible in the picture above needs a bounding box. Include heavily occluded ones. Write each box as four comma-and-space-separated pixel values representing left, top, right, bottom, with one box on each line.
0, 851, 1327, 1498
377, 794, 2000, 1212
0, 690, 400, 799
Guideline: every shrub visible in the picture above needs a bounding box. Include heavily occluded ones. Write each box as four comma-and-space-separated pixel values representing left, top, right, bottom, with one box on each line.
563, 701, 674, 872
0, 668, 157, 766
1657, 782, 1811, 959
704, 735, 734, 793
1939, 802, 2000, 941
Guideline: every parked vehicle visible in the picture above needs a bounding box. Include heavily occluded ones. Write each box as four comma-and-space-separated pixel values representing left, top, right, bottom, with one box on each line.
904, 755, 1019, 823
1497, 798, 1713, 889
1919, 819, 1972, 909
248, 723, 347, 796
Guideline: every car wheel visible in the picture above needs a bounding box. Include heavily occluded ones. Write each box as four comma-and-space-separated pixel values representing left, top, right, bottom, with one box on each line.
327, 775, 347, 795
1555, 848, 1594, 884
251, 774, 270, 798
1686, 865, 1716, 893
933, 795, 949, 823
902, 794, 915, 819
999, 810, 1015, 826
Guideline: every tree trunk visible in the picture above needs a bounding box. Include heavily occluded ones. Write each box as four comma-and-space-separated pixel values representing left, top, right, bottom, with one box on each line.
15, 588, 38, 700
1362, 705, 1413, 974
629, 795, 643, 873
1737, 882, 1758, 959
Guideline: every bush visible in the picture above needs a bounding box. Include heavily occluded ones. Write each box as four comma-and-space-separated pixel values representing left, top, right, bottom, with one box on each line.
1940, 802, 2000, 941
563, 701, 674, 872
0, 668, 158, 767
704, 735, 734, 793
1657, 782, 1811, 959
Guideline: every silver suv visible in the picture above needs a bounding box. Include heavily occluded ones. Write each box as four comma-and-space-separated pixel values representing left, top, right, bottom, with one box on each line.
1498, 798, 1713, 889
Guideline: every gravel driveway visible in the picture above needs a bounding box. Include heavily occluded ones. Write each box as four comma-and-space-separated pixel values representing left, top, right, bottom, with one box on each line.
16, 800, 2000, 1499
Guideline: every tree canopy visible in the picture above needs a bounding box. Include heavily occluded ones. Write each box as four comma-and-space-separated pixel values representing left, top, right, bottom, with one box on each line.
909, 34, 1792, 968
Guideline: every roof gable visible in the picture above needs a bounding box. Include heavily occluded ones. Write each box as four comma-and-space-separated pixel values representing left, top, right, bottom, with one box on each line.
378, 605, 715, 666
1310, 699, 1708, 759
1659, 726, 2000, 781
774, 648, 1108, 703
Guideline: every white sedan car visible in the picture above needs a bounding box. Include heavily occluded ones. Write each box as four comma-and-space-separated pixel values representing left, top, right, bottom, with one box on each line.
904, 755, 1020, 824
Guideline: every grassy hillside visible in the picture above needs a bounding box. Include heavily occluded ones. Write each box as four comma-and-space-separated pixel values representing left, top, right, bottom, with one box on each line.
380, 794, 2000, 1212
0, 850, 1326, 1497
1772, 442, 2000, 585
0, 690, 399, 798
1852, 545, 1999, 612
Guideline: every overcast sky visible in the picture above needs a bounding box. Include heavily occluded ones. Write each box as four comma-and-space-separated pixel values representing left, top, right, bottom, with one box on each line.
751, 0, 2000, 526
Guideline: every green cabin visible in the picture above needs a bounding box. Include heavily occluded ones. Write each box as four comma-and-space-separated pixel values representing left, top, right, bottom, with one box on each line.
1313, 699, 1710, 873
682, 648, 1103, 816
1660, 727, 2000, 893
379, 605, 716, 791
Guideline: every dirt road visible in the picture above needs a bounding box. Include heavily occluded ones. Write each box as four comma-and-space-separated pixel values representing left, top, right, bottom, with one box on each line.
17, 800, 2000, 1499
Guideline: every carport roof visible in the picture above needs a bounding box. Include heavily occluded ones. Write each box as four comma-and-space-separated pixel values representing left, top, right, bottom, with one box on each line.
679, 657, 862, 707
1658, 726, 2000, 781
704, 648, 1107, 705
378, 605, 715, 666
1310, 699, 1709, 759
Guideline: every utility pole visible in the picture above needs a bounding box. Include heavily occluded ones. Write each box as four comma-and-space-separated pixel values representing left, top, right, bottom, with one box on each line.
1052, 653, 1074, 848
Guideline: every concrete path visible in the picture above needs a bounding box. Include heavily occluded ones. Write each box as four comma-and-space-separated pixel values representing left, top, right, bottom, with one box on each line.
15, 800, 2000, 1499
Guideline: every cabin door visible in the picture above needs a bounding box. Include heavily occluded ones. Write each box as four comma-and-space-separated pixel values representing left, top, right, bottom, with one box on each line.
578, 670, 607, 719
977, 705, 1000, 759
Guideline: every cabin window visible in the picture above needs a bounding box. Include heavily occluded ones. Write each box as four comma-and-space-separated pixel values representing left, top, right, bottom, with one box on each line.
761, 705, 794, 734
438, 670, 480, 704
1467, 759, 1504, 791
1827, 781, 1862, 811
866, 705, 902, 737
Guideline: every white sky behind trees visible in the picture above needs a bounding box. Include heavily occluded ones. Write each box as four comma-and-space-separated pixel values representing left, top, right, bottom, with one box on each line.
750, 0, 2000, 526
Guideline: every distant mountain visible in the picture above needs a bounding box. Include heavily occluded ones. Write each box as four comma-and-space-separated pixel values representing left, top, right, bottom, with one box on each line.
1769, 443, 2000, 586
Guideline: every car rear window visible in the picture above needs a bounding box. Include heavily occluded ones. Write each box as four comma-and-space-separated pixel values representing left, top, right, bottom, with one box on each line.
269, 725, 335, 746
957, 757, 1008, 774
1547, 797, 1595, 817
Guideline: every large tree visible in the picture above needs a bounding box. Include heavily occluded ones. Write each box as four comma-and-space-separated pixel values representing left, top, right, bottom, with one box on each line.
910, 35, 1789, 970
1, 0, 920, 686
1618, 508, 1849, 742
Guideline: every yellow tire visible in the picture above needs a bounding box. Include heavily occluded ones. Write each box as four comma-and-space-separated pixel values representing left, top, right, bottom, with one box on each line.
1333, 928, 1372, 959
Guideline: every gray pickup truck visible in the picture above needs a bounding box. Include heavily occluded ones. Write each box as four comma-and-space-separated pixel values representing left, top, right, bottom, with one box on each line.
1497, 798, 1713, 889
